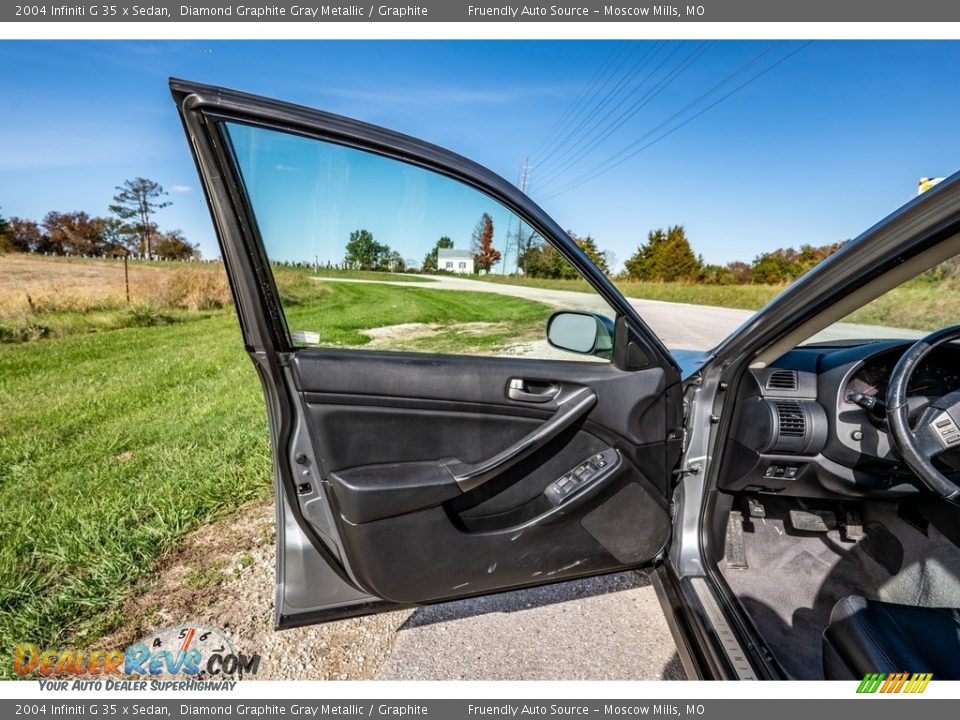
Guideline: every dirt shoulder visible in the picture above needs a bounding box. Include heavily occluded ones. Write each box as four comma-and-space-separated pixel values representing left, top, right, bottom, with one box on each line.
98, 500, 412, 680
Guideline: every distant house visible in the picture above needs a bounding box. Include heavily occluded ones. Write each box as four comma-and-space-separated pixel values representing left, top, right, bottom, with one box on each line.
437, 248, 475, 274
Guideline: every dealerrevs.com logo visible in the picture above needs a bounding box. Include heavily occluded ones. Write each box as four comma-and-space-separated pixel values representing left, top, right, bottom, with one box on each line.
14, 625, 261, 686
857, 673, 933, 694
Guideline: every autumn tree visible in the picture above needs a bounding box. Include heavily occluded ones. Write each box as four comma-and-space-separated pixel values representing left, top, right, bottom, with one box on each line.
6, 217, 46, 253
42, 211, 103, 256
0, 209, 9, 253
726, 261, 753, 284
110, 177, 171, 259
624, 225, 702, 282
422, 236, 454, 272
471, 213, 501, 273
154, 229, 200, 260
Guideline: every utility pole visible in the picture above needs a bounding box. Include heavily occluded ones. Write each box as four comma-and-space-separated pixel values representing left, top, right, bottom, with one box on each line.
519, 156, 530, 193
502, 158, 531, 276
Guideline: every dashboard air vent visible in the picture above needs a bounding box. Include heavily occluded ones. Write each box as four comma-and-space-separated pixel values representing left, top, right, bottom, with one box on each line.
775, 400, 806, 437
767, 369, 798, 391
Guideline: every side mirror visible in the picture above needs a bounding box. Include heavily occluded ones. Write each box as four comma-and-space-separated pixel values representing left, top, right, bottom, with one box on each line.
546, 311, 615, 359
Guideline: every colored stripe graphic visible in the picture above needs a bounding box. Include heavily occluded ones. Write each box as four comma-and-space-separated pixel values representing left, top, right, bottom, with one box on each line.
858, 672, 932, 693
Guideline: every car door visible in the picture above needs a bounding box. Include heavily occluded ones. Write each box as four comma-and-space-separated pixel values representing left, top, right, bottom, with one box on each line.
171, 79, 685, 628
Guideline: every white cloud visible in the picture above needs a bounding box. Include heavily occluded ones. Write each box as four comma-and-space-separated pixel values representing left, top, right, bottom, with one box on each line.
170, 185, 193, 194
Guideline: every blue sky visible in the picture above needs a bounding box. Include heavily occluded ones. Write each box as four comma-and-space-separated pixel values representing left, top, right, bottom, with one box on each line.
1, 40, 958, 268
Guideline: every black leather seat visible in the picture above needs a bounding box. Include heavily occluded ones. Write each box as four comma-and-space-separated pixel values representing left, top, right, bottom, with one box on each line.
822, 595, 960, 680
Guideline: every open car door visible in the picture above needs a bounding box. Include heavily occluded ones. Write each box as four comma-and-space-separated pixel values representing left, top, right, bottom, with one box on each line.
172, 79, 685, 627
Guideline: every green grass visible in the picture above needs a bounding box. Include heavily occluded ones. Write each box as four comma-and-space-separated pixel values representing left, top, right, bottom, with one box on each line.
0, 281, 549, 678
473, 275, 783, 311
0, 306, 215, 344
846, 278, 960, 331
286, 281, 549, 348
309, 268, 433, 283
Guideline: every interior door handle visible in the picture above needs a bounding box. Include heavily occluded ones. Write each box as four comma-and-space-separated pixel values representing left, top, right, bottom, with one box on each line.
507, 378, 560, 403
445, 387, 597, 492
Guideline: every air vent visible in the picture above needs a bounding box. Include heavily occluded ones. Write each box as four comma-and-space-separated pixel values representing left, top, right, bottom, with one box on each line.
775, 400, 806, 437
767, 369, 798, 391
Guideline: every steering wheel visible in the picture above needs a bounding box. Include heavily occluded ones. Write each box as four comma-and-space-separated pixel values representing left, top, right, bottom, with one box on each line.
887, 325, 960, 501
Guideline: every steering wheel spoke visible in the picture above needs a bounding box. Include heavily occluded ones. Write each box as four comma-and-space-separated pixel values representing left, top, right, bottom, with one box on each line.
887, 325, 960, 500
913, 406, 957, 461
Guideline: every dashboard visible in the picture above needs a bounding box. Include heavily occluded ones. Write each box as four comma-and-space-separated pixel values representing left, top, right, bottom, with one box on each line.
844, 349, 960, 406
719, 340, 960, 499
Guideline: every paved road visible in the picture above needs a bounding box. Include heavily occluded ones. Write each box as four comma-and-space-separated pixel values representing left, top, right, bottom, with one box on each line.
320, 274, 922, 350
377, 571, 684, 681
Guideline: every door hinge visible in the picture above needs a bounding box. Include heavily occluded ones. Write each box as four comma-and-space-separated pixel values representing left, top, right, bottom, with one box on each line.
673, 462, 703, 478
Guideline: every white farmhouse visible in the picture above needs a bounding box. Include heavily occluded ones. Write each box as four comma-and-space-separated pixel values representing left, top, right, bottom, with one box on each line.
437, 248, 475, 274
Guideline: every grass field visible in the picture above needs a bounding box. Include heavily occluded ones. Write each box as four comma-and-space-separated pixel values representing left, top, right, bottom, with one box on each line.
845, 278, 960, 331
0, 268, 550, 678
475, 274, 784, 311
310, 268, 433, 283
474, 272, 957, 331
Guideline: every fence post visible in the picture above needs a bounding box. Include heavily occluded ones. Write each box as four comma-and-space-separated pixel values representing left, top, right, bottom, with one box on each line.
124, 255, 130, 305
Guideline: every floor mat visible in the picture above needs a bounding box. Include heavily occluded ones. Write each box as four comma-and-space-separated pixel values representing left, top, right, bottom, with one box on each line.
720, 499, 960, 679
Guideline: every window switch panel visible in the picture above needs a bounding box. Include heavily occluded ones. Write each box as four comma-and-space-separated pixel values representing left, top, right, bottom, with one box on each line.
544, 448, 620, 506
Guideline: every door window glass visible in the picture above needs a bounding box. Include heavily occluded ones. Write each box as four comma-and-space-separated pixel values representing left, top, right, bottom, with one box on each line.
224, 122, 615, 361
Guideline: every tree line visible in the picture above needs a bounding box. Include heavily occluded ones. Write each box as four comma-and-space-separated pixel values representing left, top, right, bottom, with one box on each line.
0, 178, 199, 260
338, 216, 845, 285
522, 224, 845, 285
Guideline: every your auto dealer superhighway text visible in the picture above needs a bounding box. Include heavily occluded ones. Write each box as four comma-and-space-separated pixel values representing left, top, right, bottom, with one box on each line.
179, 4, 428, 17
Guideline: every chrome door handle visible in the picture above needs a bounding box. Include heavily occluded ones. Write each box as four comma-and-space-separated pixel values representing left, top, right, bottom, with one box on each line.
507, 378, 560, 403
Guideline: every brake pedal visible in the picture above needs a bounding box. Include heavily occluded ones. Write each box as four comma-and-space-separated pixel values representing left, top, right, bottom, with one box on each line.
788, 508, 837, 533
724, 511, 748, 569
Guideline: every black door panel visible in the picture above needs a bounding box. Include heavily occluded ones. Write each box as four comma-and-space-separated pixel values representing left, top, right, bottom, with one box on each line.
290, 349, 676, 604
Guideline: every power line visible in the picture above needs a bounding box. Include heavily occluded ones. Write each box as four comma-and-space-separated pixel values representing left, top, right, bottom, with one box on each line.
541, 42, 810, 201
532, 42, 666, 172
534, 41, 713, 191
528, 42, 634, 162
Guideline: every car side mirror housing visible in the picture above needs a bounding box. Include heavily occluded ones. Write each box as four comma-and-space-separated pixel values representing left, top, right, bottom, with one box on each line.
546, 311, 615, 360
